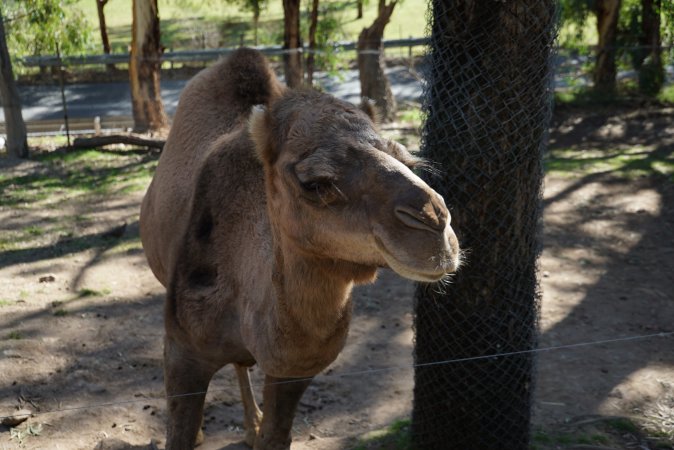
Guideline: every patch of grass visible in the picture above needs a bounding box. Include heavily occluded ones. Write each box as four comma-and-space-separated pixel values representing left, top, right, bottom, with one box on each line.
0, 299, 13, 307
605, 417, 640, 434
75, 0, 427, 53
5, 331, 22, 340
78, 288, 111, 298
0, 148, 154, 265
0, 149, 157, 209
53, 309, 69, 317
397, 105, 423, 124
658, 85, 674, 104
545, 146, 674, 180
353, 419, 411, 450
532, 428, 614, 449
107, 238, 144, 255
24, 225, 44, 236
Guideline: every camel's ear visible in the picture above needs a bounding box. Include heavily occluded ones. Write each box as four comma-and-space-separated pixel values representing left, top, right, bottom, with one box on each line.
360, 97, 381, 125
249, 105, 274, 164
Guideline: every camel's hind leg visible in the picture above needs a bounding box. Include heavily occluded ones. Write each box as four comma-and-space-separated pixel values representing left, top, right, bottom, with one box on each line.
235, 364, 263, 447
164, 336, 217, 450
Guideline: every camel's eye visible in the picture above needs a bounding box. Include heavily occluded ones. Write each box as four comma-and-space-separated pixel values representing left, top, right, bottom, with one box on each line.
300, 180, 326, 193
299, 179, 344, 205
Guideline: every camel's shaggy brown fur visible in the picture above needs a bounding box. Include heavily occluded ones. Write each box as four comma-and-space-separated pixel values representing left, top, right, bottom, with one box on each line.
140, 48, 459, 450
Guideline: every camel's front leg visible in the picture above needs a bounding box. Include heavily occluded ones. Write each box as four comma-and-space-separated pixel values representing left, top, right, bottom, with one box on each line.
254, 375, 313, 450
164, 336, 217, 450
235, 363, 263, 446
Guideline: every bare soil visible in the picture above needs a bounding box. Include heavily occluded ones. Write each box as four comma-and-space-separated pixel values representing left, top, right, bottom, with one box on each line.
0, 106, 673, 449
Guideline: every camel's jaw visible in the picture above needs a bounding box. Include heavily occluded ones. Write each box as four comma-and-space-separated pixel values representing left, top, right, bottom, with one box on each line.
373, 223, 460, 283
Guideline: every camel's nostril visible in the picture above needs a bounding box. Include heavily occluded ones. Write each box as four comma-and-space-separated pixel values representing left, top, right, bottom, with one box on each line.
395, 205, 445, 233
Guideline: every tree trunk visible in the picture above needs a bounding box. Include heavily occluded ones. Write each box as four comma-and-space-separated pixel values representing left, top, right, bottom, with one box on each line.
129, 0, 168, 133
593, 0, 622, 94
0, 9, 28, 159
306, 0, 319, 86
96, 0, 115, 71
253, 2, 260, 46
357, 1, 397, 122
283, 0, 303, 88
357, 0, 363, 19
413, 1, 556, 448
638, 0, 663, 95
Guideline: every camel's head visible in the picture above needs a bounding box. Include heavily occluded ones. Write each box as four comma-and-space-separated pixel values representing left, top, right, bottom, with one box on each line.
250, 90, 460, 283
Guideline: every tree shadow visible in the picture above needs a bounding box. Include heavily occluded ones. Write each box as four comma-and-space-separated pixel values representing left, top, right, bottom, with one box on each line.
0, 269, 417, 449
534, 164, 674, 426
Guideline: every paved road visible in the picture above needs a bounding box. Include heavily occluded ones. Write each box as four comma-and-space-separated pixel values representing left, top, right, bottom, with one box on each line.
0, 67, 425, 125
2, 61, 673, 129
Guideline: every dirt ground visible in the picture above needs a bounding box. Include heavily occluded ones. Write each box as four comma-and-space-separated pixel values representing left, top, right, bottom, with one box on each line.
0, 106, 673, 449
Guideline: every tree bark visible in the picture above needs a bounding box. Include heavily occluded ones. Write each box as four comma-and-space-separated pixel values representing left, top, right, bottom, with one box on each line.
357, 0, 363, 19
96, 0, 115, 71
283, 0, 303, 88
638, 0, 663, 95
0, 9, 29, 159
129, 0, 168, 133
413, 0, 556, 448
357, 1, 397, 122
306, 0, 320, 86
253, 1, 260, 46
593, 0, 622, 94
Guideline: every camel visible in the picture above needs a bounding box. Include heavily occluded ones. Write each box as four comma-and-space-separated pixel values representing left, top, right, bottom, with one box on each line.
139, 48, 460, 450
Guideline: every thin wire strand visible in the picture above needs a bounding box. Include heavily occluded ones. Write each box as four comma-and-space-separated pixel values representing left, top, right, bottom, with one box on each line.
1, 330, 671, 421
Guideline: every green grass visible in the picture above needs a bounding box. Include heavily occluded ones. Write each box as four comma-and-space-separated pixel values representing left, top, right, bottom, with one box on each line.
74, 0, 428, 52
531, 429, 612, 449
545, 146, 674, 180
397, 104, 423, 124
353, 419, 411, 450
5, 331, 23, 340
658, 85, 674, 104
78, 288, 111, 298
605, 417, 640, 434
0, 148, 155, 259
0, 300, 13, 307
0, 148, 156, 210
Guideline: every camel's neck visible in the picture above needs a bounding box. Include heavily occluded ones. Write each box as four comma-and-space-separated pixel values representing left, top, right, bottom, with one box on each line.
245, 232, 377, 377
273, 247, 352, 339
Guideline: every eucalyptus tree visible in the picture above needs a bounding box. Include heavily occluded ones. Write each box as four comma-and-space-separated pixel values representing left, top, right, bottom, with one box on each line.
129, 0, 168, 132
0, 7, 28, 158
283, 0, 303, 87
0, 0, 92, 65
357, 0, 398, 121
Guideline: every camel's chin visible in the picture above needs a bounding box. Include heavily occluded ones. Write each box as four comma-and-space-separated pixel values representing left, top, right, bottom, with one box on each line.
374, 238, 457, 283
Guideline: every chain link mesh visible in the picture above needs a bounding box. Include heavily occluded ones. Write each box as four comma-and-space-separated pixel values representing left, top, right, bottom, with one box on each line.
413, 1, 557, 449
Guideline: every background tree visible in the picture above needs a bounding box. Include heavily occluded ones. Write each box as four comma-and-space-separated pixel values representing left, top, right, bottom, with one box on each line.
246, 0, 266, 46
413, 0, 556, 448
594, 0, 622, 94
283, 0, 303, 87
95, 0, 115, 71
0, 0, 92, 69
304, 3, 345, 86
560, 0, 622, 94
357, 0, 397, 121
0, 8, 28, 158
637, 0, 663, 95
306, 0, 320, 85
129, 0, 168, 133
621, 0, 665, 95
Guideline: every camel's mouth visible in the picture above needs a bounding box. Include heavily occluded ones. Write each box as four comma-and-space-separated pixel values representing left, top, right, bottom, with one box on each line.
374, 237, 456, 282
